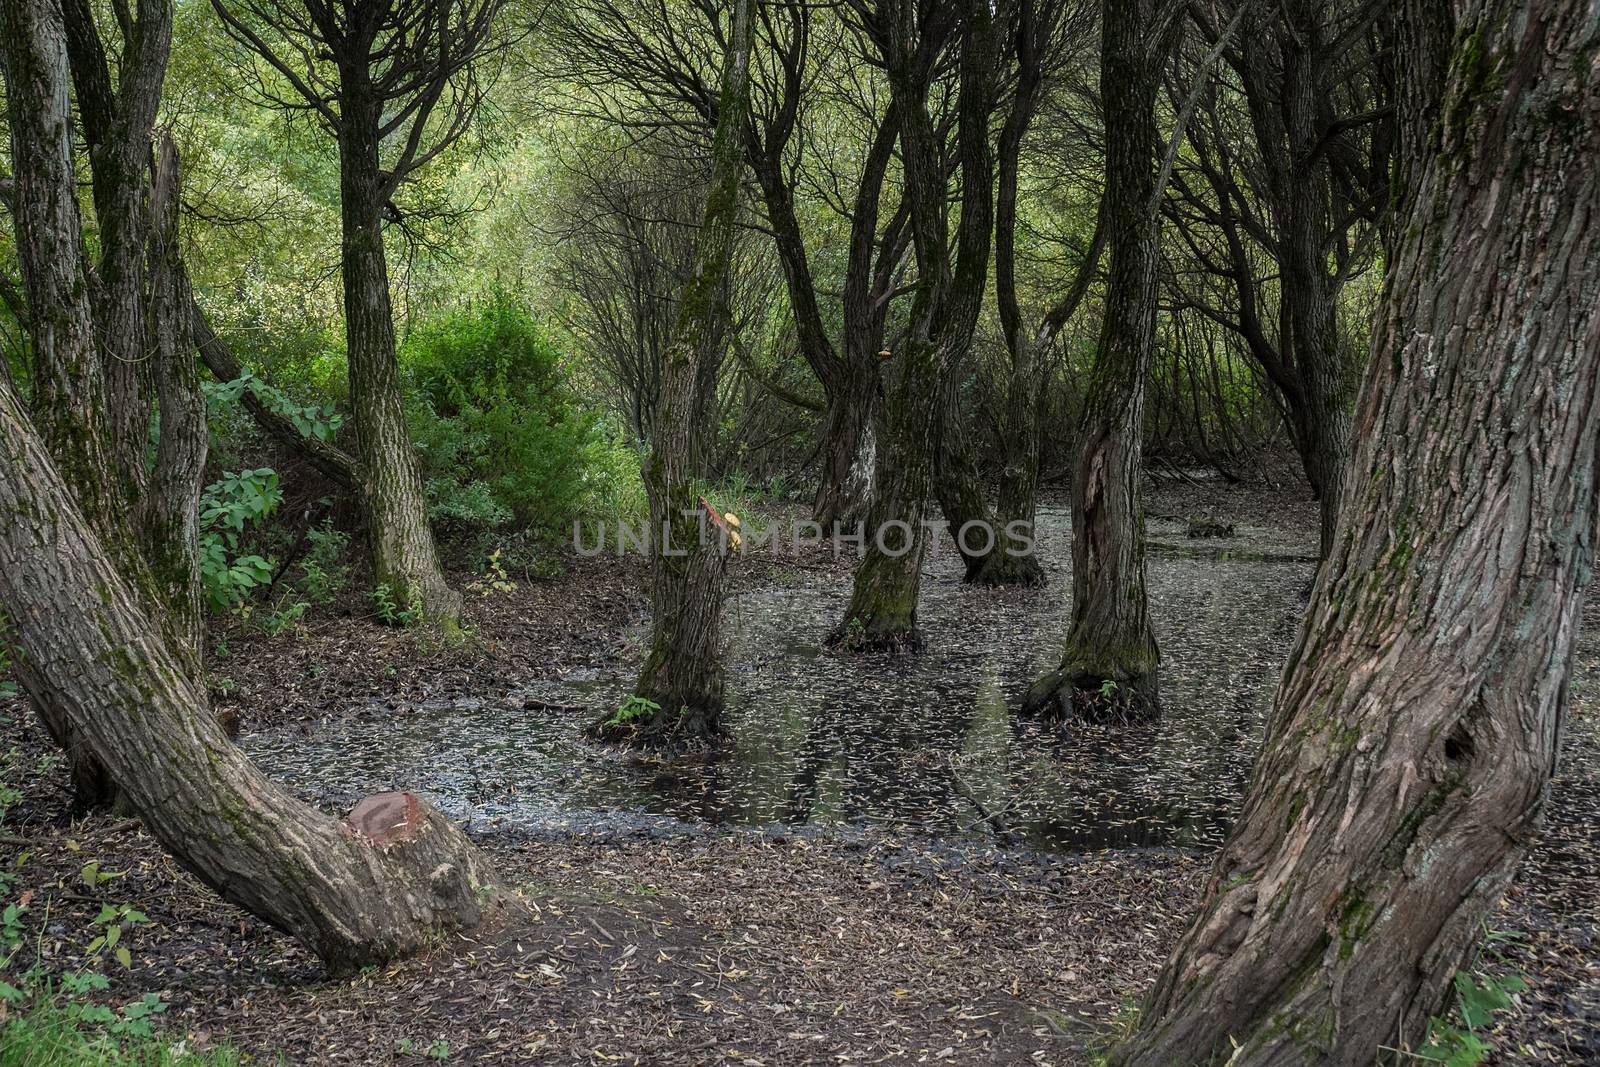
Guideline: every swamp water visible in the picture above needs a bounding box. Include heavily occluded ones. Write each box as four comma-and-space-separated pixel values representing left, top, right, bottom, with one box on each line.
244, 508, 1316, 853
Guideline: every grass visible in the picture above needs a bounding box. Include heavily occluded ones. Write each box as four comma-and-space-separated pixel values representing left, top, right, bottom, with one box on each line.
0, 1002, 242, 1067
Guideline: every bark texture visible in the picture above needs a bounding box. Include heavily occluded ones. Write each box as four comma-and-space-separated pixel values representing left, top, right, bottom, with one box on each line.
1114, 2, 1600, 1061
337, 102, 461, 624
831, 0, 1003, 651
0, 379, 496, 974
593, 0, 753, 745
1, 0, 128, 805
138, 137, 209, 665
1023, 0, 1163, 719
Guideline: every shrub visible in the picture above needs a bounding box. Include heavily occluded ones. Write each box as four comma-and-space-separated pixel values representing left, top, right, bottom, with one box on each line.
198, 469, 282, 614
403, 297, 594, 536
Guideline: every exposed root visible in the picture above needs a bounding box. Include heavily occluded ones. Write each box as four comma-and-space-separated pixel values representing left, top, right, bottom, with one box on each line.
1021, 667, 1160, 725
585, 701, 725, 752
825, 618, 926, 655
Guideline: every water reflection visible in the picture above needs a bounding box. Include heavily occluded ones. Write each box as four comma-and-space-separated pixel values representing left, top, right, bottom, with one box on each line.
244, 510, 1313, 853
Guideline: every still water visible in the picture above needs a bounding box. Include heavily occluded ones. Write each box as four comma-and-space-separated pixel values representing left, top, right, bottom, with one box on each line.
244, 509, 1314, 853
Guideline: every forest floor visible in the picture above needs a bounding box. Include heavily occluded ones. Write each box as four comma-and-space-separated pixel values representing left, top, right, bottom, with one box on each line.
1, 477, 1596, 1065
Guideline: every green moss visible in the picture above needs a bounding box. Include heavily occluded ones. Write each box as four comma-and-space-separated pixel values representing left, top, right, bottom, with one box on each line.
1336, 889, 1376, 960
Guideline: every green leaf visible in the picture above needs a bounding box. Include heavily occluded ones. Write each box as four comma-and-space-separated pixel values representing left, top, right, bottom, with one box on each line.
115, 945, 131, 969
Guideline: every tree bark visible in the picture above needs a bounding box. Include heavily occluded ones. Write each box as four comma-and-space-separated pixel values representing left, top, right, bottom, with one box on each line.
0, 377, 496, 974
592, 0, 753, 745
1, 0, 126, 806
831, 0, 1003, 651
59, 0, 172, 494
136, 137, 208, 665
335, 87, 462, 625
1113, 1, 1600, 1061
1022, 0, 1162, 719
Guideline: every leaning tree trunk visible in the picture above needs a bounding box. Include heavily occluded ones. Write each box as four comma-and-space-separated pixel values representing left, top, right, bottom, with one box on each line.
1022, 0, 1162, 721
0, 377, 497, 974
592, 0, 753, 745
336, 93, 461, 625
1113, 2, 1600, 1062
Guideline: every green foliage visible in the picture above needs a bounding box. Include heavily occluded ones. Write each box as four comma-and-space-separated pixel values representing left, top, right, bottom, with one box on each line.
0, 851, 228, 1065
296, 523, 352, 604
204, 374, 344, 443
198, 469, 283, 613
1416, 970, 1528, 1066
608, 696, 662, 727
395, 1036, 451, 1060
465, 549, 517, 598
370, 583, 425, 628
0, 615, 16, 701
0, 998, 240, 1066
404, 297, 595, 536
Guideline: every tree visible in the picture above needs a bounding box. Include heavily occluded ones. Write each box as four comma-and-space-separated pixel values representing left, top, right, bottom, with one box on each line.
829, 0, 1006, 650
0, 0, 496, 971
1163, 0, 1393, 558
977, 0, 1099, 588
211, 0, 506, 624
1, 0, 207, 806
1112, 0, 1600, 1060
1022, 0, 1167, 717
545, 0, 910, 530
590, 0, 755, 745
0, 376, 496, 974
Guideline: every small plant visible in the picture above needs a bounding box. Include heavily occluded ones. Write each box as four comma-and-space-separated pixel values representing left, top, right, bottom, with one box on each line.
1414, 970, 1528, 1066
1098, 679, 1122, 700
607, 695, 662, 728
396, 1037, 451, 1060
256, 599, 309, 636
466, 548, 516, 598
370, 583, 425, 628
296, 522, 351, 603
199, 469, 283, 613
0, 613, 17, 701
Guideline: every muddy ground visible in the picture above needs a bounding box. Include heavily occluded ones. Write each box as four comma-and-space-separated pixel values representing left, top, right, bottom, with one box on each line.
0, 478, 1595, 1065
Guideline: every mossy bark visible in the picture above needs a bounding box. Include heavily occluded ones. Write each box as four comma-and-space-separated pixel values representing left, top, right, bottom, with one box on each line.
1114, 2, 1600, 1061
594, 0, 754, 746
831, 0, 1003, 650
337, 86, 461, 626
0, 375, 497, 974
1024, 0, 1163, 719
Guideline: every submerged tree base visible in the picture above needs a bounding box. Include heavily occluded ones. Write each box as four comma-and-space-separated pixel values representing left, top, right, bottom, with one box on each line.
1021, 665, 1159, 724
586, 698, 724, 751
826, 615, 925, 655
968, 552, 1046, 588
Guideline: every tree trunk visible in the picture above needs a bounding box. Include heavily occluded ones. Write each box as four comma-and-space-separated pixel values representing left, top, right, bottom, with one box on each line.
813, 377, 879, 531
1113, 1, 1600, 1061
592, 0, 753, 745
1277, 0, 1357, 561
832, 334, 943, 652
832, 0, 1002, 651
972, 333, 1047, 587
0, 375, 497, 973
59, 0, 171, 495
1022, 0, 1162, 720
138, 137, 208, 665
335, 98, 461, 625
1, 0, 125, 805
